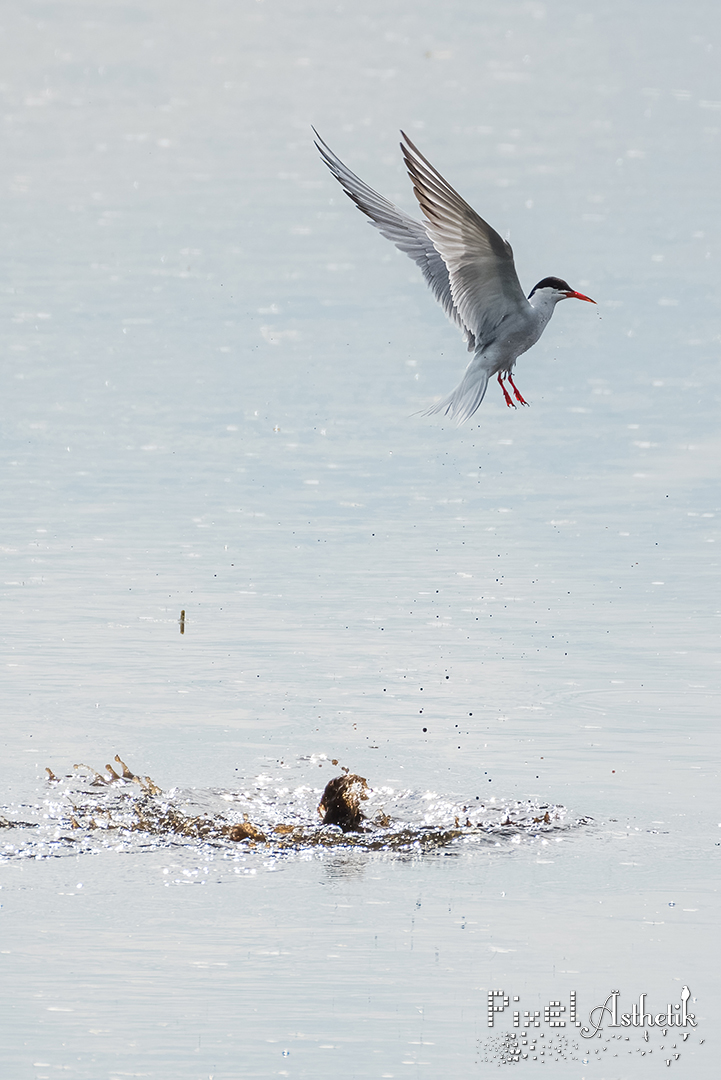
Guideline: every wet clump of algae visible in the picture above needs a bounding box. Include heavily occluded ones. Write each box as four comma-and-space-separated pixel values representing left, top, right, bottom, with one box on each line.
25, 756, 571, 854
43, 758, 392, 849
45, 755, 268, 844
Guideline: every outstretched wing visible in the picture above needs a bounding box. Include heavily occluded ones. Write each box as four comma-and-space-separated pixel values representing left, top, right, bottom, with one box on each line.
314, 129, 476, 350
400, 132, 530, 349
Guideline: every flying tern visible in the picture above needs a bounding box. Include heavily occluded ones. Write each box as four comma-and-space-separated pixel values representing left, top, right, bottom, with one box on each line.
315, 130, 596, 423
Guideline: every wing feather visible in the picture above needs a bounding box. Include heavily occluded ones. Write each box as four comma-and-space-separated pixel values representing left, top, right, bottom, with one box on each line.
400, 132, 530, 347
314, 129, 476, 350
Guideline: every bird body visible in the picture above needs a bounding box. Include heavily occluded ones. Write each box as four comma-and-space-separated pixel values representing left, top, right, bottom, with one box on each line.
315, 130, 595, 423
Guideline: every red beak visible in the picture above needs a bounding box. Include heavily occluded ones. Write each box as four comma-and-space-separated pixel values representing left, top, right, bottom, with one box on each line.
565, 290, 596, 304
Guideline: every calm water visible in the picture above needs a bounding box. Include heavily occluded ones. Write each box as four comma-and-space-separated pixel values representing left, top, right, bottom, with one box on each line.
1, 1, 719, 1076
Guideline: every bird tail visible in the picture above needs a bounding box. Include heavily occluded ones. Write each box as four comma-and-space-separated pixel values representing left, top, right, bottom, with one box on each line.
424, 358, 490, 425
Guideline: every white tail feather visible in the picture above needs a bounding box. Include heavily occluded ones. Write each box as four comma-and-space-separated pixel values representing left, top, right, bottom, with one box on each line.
424, 361, 490, 425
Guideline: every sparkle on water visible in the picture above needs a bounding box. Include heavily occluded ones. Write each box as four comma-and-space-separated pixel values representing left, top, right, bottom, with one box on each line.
1, 1, 718, 1077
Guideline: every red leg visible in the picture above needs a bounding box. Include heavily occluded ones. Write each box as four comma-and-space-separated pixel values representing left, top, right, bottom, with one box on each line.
507, 372, 528, 406
497, 371, 515, 408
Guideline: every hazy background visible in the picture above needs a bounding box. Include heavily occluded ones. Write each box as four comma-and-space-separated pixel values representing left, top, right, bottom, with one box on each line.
1, 1, 719, 1077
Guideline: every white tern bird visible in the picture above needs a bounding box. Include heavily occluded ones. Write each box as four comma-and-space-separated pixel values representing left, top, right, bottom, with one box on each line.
315, 130, 596, 423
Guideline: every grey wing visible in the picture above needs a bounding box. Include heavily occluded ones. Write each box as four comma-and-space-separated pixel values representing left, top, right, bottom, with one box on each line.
400, 132, 531, 348
314, 129, 476, 351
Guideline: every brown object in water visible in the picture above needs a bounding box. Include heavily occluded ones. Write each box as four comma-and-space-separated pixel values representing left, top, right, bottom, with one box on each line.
114, 755, 137, 780
318, 773, 369, 832
227, 815, 266, 842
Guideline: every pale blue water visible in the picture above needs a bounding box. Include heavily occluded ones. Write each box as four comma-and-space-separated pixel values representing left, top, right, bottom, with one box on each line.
1, 1, 719, 1077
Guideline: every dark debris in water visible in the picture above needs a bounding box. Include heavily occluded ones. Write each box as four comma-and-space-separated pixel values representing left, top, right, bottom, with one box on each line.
318, 773, 369, 831
0, 755, 588, 860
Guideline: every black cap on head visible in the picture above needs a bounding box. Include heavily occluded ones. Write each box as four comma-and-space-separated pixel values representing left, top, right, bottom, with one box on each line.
528, 276, 572, 298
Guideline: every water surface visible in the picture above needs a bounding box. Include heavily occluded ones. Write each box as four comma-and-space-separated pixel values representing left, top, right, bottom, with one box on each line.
1, 1, 719, 1076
